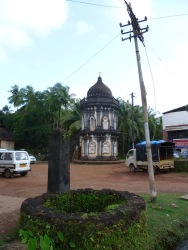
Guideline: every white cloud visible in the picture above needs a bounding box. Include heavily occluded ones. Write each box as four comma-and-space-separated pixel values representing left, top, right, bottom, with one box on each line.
0, 27, 33, 49
77, 21, 95, 35
0, 0, 68, 62
5, 0, 68, 33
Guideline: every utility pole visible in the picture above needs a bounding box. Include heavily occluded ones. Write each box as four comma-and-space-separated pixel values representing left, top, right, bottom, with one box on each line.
130, 92, 135, 149
119, 1, 157, 200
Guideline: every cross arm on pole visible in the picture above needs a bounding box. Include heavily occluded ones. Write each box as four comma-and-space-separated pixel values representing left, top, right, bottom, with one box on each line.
120, 1, 148, 46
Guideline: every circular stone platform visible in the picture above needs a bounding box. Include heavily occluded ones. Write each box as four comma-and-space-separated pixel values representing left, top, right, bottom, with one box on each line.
19, 189, 146, 249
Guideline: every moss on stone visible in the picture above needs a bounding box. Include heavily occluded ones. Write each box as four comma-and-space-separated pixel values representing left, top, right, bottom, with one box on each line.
19, 189, 147, 249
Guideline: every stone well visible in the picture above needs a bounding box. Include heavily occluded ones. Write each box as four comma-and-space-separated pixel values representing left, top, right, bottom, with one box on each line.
19, 189, 146, 249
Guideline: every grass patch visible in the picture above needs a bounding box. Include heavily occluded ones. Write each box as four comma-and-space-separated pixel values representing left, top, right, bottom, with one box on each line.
0, 225, 19, 246
0, 238, 7, 247
140, 193, 188, 249
43, 191, 125, 213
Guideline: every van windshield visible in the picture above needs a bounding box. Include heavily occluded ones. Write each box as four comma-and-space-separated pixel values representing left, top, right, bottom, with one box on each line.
127, 150, 134, 157
15, 152, 29, 160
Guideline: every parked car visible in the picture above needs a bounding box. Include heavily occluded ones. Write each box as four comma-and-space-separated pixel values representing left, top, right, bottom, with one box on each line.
29, 155, 36, 164
0, 148, 7, 151
0, 150, 30, 178
181, 151, 188, 158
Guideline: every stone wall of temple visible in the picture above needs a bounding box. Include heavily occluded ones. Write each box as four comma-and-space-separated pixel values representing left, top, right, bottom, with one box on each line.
80, 76, 119, 161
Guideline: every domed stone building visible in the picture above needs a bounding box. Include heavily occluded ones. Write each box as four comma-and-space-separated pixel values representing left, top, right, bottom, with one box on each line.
80, 76, 119, 161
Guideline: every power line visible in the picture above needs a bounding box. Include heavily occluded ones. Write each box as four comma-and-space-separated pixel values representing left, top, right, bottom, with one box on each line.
145, 40, 174, 75
62, 33, 120, 83
61, 2, 185, 86
67, 0, 188, 19
116, 0, 125, 6
151, 14, 188, 19
144, 44, 157, 112
144, 45, 160, 140
66, 0, 126, 8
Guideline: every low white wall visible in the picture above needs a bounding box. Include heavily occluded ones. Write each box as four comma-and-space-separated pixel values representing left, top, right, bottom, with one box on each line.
162, 111, 188, 129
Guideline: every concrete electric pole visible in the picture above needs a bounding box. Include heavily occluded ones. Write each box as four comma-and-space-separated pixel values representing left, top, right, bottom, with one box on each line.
119, 1, 157, 200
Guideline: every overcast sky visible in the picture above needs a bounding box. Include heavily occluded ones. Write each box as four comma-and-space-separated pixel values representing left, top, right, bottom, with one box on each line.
0, 0, 188, 114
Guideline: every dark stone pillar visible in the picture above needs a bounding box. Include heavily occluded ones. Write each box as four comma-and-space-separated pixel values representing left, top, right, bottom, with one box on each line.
48, 129, 70, 194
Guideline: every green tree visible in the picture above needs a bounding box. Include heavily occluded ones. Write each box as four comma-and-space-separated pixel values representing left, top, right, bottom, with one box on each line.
8, 85, 24, 109
47, 83, 76, 128
62, 100, 81, 135
5, 83, 77, 150
11, 87, 52, 149
2, 105, 12, 114
118, 100, 132, 155
118, 100, 162, 155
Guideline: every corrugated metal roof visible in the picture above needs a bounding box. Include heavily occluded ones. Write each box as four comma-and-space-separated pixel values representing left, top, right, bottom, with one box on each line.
163, 105, 187, 114
137, 140, 166, 145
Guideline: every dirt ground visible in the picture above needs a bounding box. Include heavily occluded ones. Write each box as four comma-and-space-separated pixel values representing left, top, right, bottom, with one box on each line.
0, 162, 187, 241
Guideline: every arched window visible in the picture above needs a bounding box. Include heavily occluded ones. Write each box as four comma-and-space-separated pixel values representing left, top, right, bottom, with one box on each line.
90, 116, 95, 131
103, 116, 109, 130
88, 141, 96, 154
102, 141, 110, 154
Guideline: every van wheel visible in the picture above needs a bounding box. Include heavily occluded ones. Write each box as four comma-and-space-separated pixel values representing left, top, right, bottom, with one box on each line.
163, 169, 169, 174
130, 164, 136, 172
4, 169, 11, 178
21, 172, 27, 177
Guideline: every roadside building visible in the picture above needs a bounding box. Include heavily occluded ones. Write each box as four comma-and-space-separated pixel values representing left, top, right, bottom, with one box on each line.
162, 105, 188, 152
80, 75, 119, 161
0, 127, 15, 150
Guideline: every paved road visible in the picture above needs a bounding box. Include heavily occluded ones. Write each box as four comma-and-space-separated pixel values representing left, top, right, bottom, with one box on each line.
0, 162, 188, 198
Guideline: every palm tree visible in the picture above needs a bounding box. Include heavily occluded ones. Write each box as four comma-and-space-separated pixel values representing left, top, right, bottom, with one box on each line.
62, 100, 81, 135
8, 85, 24, 109
147, 107, 162, 140
2, 105, 12, 114
21, 85, 35, 107
48, 83, 76, 128
118, 100, 132, 154
118, 99, 162, 154
133, 105, 145, 142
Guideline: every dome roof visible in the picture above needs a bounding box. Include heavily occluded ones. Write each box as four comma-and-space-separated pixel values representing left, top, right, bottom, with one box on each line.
87, 76, 112, 97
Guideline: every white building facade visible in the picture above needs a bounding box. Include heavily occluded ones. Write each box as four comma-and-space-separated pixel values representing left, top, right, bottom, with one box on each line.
162, 106, 188, 152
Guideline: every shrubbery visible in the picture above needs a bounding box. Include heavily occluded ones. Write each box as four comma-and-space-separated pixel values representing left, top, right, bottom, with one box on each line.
174, 160, 188, 172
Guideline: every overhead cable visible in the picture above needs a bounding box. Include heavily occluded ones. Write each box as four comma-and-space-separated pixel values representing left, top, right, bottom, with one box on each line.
62, 33, 120, 83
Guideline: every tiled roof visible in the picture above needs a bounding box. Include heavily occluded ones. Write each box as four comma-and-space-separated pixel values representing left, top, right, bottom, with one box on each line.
0, 128, 15, 141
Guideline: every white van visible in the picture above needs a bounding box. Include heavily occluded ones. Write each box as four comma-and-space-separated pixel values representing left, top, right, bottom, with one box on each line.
0, 150, 31, 178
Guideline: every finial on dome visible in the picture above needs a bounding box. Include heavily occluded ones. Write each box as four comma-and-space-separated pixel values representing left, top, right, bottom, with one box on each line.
98, 72, 102, 80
